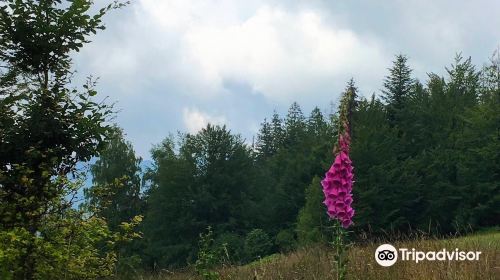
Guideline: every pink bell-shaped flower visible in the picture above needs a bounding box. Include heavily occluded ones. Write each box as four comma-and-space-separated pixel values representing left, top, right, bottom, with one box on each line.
321, 123, 355, 228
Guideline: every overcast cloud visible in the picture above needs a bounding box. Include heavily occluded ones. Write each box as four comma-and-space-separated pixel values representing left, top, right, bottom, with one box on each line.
73, 0, 500, 159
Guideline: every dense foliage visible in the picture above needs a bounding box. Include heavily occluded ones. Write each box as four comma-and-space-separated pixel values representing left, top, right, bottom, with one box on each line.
0, 1, 139, 279
127, 53, 498, 270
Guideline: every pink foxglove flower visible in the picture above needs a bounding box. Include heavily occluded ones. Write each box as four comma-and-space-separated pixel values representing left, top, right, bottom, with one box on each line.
321, 124, 355, 228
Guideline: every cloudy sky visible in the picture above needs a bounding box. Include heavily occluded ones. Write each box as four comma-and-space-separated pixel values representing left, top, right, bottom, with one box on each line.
73, 0, 500, 159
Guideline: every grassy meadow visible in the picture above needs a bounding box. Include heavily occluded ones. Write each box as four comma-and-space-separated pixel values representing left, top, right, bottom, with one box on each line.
139, 231, 499, 280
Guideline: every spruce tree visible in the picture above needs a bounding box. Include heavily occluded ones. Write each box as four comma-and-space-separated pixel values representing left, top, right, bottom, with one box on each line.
382, 54, 414, 126
284, 102, 306, 147
307, 107, 327, 137
255, 118, 275, 159
270, 110, 285, 151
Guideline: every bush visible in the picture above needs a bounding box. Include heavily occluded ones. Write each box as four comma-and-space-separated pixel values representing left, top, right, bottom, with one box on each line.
195, 227, 220, 280
214, 232, 244, 264
296, 177, 330, 246
244, 229, 273, 261
275, 229, 296, 253
0, 214, 134, 280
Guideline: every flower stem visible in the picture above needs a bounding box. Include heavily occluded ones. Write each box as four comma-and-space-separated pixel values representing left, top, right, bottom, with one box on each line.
331, 220, 348, 280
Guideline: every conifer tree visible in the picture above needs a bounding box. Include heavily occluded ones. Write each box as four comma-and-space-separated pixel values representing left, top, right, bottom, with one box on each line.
270, 110, 285, 151
382, 55, 414, 126
255, 118, 275, 159
284, 102, 306, 147
307, 107, 327, 137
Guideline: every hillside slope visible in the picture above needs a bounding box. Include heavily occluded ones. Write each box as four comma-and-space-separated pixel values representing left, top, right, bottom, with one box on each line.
143, 232, 499, 280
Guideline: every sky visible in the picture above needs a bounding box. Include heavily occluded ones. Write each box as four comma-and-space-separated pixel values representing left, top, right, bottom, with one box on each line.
73, 0, 500, 159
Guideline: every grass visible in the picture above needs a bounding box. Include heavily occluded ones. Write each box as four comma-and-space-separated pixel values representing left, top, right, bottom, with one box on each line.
138, 231, 500, 280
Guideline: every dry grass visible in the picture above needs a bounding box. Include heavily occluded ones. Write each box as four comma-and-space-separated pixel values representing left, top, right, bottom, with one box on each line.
139, 232, 500, 280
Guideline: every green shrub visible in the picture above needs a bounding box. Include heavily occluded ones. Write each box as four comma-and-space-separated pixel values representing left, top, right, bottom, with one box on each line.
244, 229, 273, 261
195, 227, 220, 280
275, 229, 296, 253
297, 177, 330, 246
214, 232, 244, 264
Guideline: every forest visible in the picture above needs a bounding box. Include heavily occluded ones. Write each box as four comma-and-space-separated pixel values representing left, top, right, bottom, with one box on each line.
93, 53, 499, 273
0, 1, 498, 279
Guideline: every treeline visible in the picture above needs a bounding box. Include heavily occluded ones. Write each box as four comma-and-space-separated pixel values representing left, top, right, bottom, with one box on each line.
89, 53, 500, 271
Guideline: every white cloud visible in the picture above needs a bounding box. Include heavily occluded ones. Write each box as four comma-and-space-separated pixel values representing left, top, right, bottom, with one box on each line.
182, 6, 388, 101
72, 0, 500, 159
182, 107, 227, 134
93, 0, 389, 102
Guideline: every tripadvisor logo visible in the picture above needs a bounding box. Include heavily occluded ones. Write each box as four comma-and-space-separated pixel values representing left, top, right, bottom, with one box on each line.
374, 244, 482, 267
375, 244, 398, 266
